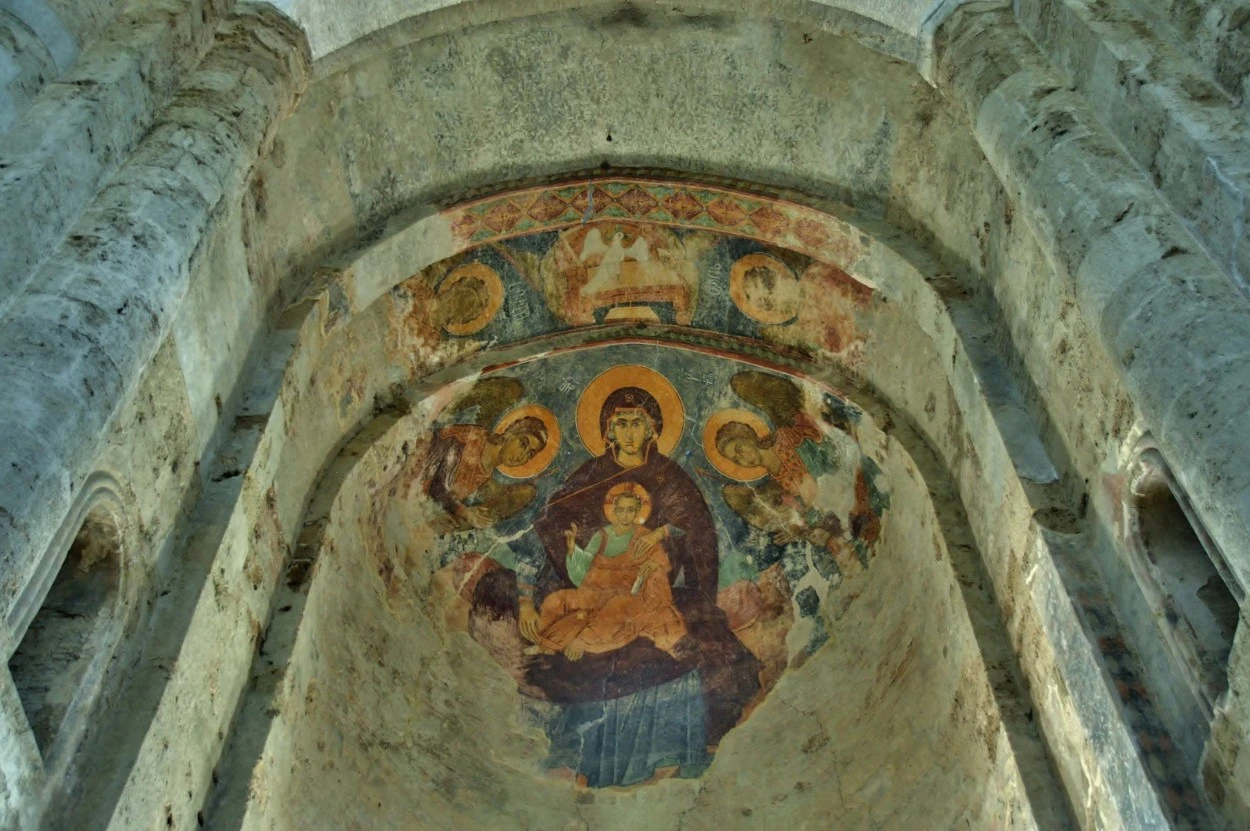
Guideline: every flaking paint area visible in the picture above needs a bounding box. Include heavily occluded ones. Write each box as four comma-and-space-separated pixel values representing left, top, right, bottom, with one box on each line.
238, 346, 1036, 830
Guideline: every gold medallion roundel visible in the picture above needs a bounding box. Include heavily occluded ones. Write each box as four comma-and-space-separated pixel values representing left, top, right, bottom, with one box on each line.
729, 253, 800, 325
439, 262, 505, 336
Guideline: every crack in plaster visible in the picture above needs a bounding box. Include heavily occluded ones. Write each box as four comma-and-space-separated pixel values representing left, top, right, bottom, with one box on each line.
1204, 154, 1249, 297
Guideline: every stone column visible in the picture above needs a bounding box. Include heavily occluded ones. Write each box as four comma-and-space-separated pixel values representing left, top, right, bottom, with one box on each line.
0, 0, 235, 312
0, 0, 309, 712
935, 5, 1250, 826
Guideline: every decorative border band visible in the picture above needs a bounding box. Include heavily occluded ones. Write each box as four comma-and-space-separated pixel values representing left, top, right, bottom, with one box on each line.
443, 178, 869, 283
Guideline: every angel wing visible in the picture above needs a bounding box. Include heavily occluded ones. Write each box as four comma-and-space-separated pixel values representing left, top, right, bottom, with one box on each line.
480, 482, 539, 522
622, 236, 651, 263
821, 394, 859, 435
449, 377, 525, 428
579, 227, 610, 262
722, 481, 799, 535
730, 370, 805, 428
429, 481, 538, 535
850, 458, 888, 547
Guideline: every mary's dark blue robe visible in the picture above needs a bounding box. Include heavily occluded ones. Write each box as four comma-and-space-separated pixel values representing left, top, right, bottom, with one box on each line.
516, 438, 760, 784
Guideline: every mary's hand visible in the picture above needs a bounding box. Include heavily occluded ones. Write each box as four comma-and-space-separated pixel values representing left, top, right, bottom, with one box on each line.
518, 599, 541, 644
629, 527, 666, 561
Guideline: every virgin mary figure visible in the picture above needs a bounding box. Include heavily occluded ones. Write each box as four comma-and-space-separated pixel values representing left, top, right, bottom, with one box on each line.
514, 377, 760, 787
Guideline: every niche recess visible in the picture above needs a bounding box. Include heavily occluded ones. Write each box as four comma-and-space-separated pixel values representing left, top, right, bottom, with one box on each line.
8, 504, 122, 762
1125, 442, 1242, 716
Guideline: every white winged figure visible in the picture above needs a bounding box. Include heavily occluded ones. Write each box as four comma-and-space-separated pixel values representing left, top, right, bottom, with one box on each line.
579, 228, 653, 294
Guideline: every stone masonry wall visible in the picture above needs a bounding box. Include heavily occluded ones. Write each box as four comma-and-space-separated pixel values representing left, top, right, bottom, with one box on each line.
0, 1, 1247, 828
0, 4, 309, 828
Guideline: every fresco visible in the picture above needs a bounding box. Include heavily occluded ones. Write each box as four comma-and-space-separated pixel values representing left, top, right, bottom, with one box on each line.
389, 180, 874, 362
383, 347, 890, 790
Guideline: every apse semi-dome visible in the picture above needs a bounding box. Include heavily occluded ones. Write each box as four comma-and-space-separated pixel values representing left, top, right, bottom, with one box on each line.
1, 2, 1249, 830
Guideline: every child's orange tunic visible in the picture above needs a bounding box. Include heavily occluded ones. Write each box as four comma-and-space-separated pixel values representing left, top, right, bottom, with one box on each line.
535, 525, 687, 656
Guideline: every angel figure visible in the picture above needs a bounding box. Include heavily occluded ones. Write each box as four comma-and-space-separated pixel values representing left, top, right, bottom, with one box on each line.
715, 372, 844, 549
580, 227, 650, 288
579, 226, 682, 295
716, 372, 890, 571
422, 377, 550, 533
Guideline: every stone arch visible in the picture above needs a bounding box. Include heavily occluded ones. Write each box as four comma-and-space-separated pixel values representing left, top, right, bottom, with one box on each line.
7, 472, 133, 647
277, 0, 946, 69
6, 470, 135, 795
247, 8, 966, 299
205, 323, 1071, 827
2, 2, 1248, 827
1123, 436, 1241, 726
219, 136, 1240, 822
186, 164, 1114, 827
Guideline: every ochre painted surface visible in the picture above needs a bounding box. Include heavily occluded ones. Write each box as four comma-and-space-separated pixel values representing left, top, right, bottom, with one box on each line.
386, 354, 889, 789
444, 180, 873, 275
245, 334, 1031, 829
390, 179, 874, 376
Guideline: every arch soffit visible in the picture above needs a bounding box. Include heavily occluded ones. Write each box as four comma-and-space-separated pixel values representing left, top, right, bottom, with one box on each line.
250, 178, 1068, 817
253, 5, 997, 310
298, 176, 1010, 495
344, 177, 885, 313
4, 470, 136, 656
246, 4, 1053, 543
274, 0, 951, 72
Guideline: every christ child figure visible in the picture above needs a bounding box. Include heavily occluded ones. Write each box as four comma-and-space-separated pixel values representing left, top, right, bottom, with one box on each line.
525, 483, 687, 661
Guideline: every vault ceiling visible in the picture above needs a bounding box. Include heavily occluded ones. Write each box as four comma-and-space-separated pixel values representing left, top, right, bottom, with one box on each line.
206, 181, 1061, 825
269, 0, 956, 61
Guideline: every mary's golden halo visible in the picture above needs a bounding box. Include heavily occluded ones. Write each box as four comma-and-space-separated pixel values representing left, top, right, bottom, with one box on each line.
575, 365, 684, 457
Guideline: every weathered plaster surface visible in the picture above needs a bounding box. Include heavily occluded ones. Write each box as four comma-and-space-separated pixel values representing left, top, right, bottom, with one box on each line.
230, 372, 1038, 830
935, 7, 1250, 821
270, 0, 949, 62
189, 174, 1097, 827
0, 0, 124, 133
0, 1, 1246, 828
0, 7, 56, 134
942, 2, 1245, 598
220, 7, 1241, 825
1017, 0, 1250, 295
0, 2, 308, 627
0, 0, 247, 311
1145, 0, 1250, 108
